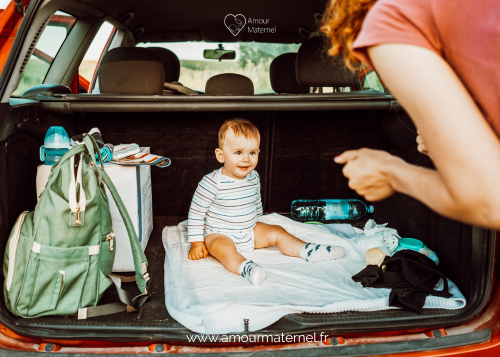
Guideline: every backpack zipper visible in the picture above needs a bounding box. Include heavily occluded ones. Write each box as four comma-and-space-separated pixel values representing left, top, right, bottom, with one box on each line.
6, 211, 29, 291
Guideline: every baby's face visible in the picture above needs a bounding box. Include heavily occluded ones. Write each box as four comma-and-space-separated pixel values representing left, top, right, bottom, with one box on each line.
216, 129, 260, 180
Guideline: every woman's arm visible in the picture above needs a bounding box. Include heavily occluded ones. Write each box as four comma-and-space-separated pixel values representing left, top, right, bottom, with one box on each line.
336, 44, 500, 228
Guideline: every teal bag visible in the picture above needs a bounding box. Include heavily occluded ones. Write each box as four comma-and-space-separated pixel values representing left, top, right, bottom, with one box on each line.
3, 135, 150, 319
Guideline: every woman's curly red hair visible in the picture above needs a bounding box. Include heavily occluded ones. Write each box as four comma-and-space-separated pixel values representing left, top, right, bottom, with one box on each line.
320, 0, 377, 70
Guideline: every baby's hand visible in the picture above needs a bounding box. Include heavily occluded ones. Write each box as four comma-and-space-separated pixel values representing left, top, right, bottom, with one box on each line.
188, 241, 209, 260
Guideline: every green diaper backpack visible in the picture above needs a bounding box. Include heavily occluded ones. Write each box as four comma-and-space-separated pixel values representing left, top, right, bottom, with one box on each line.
3, 135, 150, 319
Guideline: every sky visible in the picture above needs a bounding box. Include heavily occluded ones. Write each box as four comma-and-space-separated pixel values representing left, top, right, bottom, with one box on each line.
83, 22, 114, 60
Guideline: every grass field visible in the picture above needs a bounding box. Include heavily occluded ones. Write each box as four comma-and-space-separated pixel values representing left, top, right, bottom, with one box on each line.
179, 58, 274, 93
12, 58, 50, 97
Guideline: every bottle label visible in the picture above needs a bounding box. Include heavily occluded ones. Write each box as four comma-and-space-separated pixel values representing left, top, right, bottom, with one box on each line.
291, 200, 326, 221
326, 201, 350, 220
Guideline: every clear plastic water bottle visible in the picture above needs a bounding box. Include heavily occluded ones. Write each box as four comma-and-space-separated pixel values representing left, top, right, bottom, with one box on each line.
291, 199, 374, 221
39, 126, 72, 165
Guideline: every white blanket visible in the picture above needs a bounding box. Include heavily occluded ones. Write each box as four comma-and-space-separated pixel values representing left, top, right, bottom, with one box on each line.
163, 214, 466, 334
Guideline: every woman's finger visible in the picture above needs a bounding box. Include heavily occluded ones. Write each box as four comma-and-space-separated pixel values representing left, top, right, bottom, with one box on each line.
342, 162, 352, 178
334, 150, 359, 164
417, 143, 427, 153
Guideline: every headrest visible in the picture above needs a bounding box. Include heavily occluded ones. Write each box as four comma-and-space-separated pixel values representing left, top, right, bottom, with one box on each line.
148, 47, 181, 83
205, 73, 254, 96
296, 36, 360, 87
270, 53, 309, 94
99, 47, 164, 95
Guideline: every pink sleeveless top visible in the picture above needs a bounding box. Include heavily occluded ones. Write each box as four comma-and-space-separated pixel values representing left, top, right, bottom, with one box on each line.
353, 0, 500, 136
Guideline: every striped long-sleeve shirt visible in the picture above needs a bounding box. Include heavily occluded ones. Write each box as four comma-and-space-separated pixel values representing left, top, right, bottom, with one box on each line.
187, 168, 263, 242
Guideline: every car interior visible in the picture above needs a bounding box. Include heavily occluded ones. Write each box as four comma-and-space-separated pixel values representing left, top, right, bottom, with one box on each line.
0, 0, 494, 343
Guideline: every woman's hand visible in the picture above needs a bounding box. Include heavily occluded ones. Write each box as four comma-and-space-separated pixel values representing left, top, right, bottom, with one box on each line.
334, 148, 403, 201
416, 130, 429, 156
188, 241, 209, 260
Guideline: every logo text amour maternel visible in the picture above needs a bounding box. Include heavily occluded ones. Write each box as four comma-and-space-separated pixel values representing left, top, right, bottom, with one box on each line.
247, 18, 276, 33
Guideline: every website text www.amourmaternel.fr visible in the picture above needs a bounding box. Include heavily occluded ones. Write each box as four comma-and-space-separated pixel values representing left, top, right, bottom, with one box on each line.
186, 332, 329, 343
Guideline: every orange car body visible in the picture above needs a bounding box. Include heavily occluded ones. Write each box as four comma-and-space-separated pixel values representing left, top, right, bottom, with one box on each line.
0, 1, 497, 355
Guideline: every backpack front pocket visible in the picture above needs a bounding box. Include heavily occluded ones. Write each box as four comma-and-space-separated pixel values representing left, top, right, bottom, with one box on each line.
16, 242, 96, 317
5, 211, 29, 292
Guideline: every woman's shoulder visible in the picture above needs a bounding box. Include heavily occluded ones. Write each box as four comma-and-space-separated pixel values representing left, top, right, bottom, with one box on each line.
353, 0, 441, 68
366, 0, 434, 17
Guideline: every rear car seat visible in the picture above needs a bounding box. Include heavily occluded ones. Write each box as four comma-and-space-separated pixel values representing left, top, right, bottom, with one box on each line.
98, 47, 164, 95
148, 47, 181, 83
269, 53, 309, 94
147, 47, 199, 95
296, 36, 360, 90
205, 73, 254, 95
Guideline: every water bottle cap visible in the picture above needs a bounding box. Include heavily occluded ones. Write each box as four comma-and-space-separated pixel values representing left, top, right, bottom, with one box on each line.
368, 205, 374, 213
398, 238, 424, 251
43, 126, 71, 149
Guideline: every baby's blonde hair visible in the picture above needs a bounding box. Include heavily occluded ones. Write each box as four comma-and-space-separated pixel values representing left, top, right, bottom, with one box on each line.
218, 118, 260, 148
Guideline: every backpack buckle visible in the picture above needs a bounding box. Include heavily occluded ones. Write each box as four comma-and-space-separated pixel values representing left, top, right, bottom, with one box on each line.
78, 308, 88, 320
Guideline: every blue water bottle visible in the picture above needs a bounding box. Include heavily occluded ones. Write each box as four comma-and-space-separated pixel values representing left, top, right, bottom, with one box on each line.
291, 199, 374, 221
39, 126, 72, 165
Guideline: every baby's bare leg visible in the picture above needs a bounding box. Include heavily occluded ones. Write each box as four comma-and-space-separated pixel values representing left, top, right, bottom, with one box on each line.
254, 222, 345, 262
254, 222, 305, 257
205, 233, 246, 275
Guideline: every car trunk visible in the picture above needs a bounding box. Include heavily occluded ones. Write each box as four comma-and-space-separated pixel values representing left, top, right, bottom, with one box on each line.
0, 100, 494, 343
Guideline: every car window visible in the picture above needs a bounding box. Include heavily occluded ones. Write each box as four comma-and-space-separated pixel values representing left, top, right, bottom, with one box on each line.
361, 68, 384, 92
0, 0, 10, 9
138, 42, 301, 94
79, 21, 114, 92
11, 11, 76, 97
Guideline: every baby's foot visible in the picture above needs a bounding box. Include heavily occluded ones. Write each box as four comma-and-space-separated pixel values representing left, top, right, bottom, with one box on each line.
300, 243, 345, 263
239, 260, 266, 285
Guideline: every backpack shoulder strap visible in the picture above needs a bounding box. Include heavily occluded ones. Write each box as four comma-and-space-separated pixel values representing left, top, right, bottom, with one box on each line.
100, 169, 150, 292
77, 135, 150, 319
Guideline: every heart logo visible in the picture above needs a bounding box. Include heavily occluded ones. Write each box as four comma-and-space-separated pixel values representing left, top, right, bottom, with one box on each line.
224, 14, 246, 36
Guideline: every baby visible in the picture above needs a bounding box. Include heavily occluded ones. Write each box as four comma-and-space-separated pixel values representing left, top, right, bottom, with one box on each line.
187, 118, 345, 285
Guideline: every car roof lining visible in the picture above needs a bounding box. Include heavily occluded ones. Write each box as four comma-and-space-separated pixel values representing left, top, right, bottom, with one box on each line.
77, 0, 321, 43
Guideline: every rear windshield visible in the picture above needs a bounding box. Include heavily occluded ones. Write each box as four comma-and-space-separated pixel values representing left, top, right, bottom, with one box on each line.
138, 42, 301, 94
